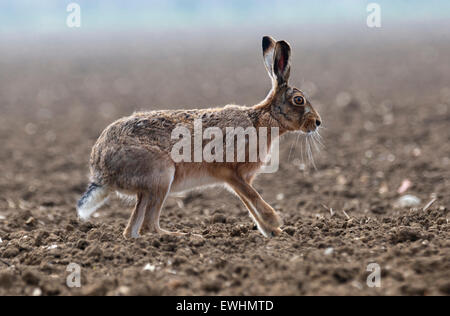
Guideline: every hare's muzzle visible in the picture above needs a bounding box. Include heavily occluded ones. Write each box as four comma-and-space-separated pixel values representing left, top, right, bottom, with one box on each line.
301, 114, 321, 133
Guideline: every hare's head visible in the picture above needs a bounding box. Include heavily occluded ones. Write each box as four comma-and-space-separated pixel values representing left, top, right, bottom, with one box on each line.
261, 36, 321, 134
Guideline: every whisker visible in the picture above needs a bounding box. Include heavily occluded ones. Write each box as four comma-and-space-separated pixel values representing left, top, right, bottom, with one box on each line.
300, 136, 306, 165
312, 132, 324, 150
307, 137, 313, 168
311, 134, 321, 153
287, 134, 295, 162
315, 130, 324, 142
291, 133, 301, 163
306, 135, 317, 170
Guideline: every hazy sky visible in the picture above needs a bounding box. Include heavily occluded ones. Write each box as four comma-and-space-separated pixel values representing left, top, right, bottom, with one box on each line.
0, 0, 449, 34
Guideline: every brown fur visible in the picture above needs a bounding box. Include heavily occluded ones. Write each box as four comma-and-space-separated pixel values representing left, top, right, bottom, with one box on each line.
81, 36, 321, 238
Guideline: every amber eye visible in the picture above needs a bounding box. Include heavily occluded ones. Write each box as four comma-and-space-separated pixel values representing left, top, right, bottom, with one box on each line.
293, 96, 305, 105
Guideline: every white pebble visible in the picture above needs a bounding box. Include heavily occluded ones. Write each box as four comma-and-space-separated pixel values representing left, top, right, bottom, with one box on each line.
117, 286, 130, 295
143, 264, 156, 272
324, 247, 334, 255
47, 244, 58, 250
32, 288, 42, 296
395, 195, 421, 208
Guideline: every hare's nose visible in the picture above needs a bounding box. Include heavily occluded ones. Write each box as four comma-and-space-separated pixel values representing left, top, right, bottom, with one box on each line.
315, 120, 321, 127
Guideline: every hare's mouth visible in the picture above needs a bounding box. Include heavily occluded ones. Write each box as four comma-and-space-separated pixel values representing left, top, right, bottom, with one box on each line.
300, 122, 317, 134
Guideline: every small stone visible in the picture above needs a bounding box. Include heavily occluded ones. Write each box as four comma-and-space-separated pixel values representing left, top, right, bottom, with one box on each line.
379, 183, 388, 195
211, 214, 227, 224
117, 286, 131, 296
395, 195, 421, 208
143, 264, 156, 272
25, 217, 35, 225
337, 175, 347, 185
32, 288, 42, 296
397, 179, 412, 194
324, 247, 334, 255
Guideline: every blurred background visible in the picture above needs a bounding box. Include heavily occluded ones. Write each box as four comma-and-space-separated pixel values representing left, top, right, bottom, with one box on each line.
1, 0, 449, 211
1, 0, 450, 32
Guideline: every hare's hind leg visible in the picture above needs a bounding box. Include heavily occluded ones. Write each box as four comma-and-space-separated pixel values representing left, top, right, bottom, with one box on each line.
123, 164, 175, 239
138, 167, 186, 236
117, 144, 176, 239
123, 193, 150, 239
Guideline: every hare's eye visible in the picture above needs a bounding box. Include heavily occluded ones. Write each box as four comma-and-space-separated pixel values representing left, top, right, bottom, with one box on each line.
293, 96, 305, 105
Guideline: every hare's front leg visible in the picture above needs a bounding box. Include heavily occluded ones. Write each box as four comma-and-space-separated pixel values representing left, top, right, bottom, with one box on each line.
226, 177, 283, 237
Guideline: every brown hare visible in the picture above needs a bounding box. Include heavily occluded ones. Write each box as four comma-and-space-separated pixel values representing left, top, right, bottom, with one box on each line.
77, 36, 322, 239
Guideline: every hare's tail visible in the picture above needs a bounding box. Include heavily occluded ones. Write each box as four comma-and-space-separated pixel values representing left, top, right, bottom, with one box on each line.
77, 183, 109, 221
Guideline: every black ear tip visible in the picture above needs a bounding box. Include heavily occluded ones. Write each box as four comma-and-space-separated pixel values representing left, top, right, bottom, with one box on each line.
277, 40, 291, 50
262, 36, 275, 52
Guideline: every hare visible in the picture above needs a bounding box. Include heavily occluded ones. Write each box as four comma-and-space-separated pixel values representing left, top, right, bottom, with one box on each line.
77, 36, 322, 239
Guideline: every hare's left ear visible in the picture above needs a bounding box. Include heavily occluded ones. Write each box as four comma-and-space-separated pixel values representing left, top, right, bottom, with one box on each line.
273, 40, 291, 86
262, 36, 276, 80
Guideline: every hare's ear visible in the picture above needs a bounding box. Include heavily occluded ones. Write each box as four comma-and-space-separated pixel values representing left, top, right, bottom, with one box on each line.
273, 40, 291, 86
262, 36, 276, 79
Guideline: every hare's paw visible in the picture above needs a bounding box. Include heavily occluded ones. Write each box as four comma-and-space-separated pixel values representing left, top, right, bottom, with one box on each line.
157, 228, 188, 237
261, 211, 283, 228
270, 227, 283, 237
123, 227, 140, 239
139, 223, 152, 235
254, 222, 282, 238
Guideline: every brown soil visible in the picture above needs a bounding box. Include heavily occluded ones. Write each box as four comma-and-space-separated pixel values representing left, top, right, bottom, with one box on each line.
0, 29, 449, 296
